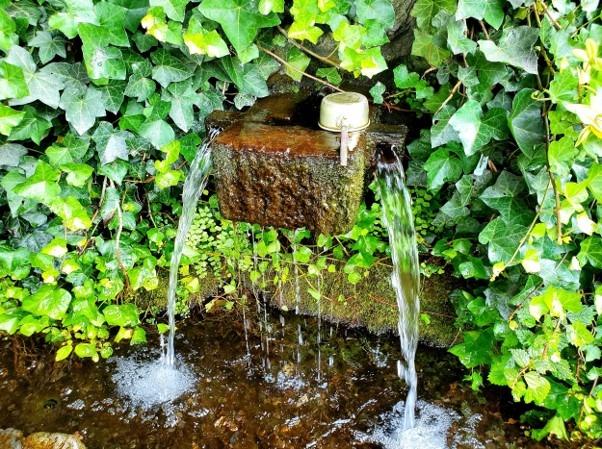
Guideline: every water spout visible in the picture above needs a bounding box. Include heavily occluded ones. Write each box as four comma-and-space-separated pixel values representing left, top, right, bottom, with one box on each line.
376, 145, 421, 430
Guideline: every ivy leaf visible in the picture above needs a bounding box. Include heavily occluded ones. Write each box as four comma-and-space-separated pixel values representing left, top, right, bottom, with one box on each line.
369, 82, 386, 104
81, 44, 127, 82
288, 21, 323, 44
97, 81, 126, 114
523, 371, 551, 405
149, 0, 189, 21
480, 171, 532, 223
393, 64, 433, 98
473, 107, 510, 148
0, 9, 18, 52
0, 61, 29, 100
49, 196, 92, 231
150, 49, 195, 88
6, 46, 65, 109
125, 73, 156, 102
220, 57, 269, 97
259, 0, 284, 15
316, 67, 342, 85
93, 122, 130, 165
355, 0, 395, 30
166, 81, 200, 132
184, 18, 229, 58
478, 26, 539, 74
456, 0, 504, 29
7, 106, 52, 145
412, 29, 451, 66
61, 163, 94, 187
549, 69, 578, 103
431, 106, 459, 148
449, 99, 482, 155
60, 85, 106, 135
479, 217, 528, 263
411, 0, 457, 30
29, 31, 67, 64
44, 62, 89, 91
0, 104, 25, 136
529, 286, 582, 321
103, 303, 140, 327
48, 0, 97, 39
285, 47, 310, 82
198, 0, 280, 54
508, 89, 545, 157
13, 160, 61, 204
447, 19, 477, 55
424, 148, 463, 191
0, 143, 27, 167
578, 237, 602, 269
22, 285, 72, 321
139, 119, 175, 149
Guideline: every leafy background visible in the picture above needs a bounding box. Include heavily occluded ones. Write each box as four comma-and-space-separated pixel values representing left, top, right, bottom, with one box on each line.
0, 0, 601, 443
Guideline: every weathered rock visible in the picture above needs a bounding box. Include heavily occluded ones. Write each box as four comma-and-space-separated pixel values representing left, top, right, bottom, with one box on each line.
212, 121, 368, 234
0, 428, 23, 449
0, 430, 86, 449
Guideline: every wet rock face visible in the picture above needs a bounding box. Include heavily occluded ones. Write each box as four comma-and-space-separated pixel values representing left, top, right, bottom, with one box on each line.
212, 122, 367, 234
0, 430, 86, 449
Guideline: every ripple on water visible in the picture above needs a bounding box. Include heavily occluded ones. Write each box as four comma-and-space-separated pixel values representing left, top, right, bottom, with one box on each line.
357, 400, 465, 449
111, 356, 196, 410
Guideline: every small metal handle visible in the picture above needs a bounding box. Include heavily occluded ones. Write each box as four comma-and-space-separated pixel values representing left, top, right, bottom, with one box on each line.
339, 118, 349, 167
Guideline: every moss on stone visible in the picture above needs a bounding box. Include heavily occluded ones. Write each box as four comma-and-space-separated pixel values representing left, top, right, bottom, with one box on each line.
270, 264, 458, 347
126, 269, 220, 312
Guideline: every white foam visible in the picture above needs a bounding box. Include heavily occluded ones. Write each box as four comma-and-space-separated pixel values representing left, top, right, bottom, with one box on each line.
112, 357, 195, 409
357, 400, 464, 449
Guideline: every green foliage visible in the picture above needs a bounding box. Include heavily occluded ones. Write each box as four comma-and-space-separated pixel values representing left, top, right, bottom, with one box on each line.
387, 0, 602, 441
0, 0, 394, 362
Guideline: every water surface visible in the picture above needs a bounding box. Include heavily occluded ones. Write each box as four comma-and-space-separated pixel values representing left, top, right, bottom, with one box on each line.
0, 310, 576, 449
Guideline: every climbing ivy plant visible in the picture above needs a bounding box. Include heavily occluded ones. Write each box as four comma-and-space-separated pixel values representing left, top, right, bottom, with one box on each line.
373, 0, 602, 442
0, 0, 395, 362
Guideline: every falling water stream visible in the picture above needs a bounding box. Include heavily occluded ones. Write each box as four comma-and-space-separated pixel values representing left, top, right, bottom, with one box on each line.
165, 129, 220, 367
111, 130, 219, 408
376, 147, 421, 430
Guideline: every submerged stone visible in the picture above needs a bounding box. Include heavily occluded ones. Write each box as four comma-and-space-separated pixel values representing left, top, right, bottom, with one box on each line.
0, 428, 23, 449
0, 430, 87, 449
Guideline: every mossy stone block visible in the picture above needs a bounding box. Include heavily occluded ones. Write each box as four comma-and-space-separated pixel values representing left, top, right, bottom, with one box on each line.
212, 121, 367, 235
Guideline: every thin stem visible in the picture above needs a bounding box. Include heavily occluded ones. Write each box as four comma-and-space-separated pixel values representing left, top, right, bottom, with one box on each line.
435, 80, 461, 114
492, 182, 551, 281
257, 44, 345, 93
277, 26, 341, 69
539, 0, 562, 30
478, 20, 490, 40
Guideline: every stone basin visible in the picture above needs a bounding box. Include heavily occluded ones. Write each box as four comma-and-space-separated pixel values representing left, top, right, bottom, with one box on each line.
206, 93, 407, 235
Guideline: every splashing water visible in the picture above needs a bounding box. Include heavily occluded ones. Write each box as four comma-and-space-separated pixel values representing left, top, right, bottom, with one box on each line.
165, 129, 220, 367
376, 148, 421, 430
356, 400, 459, 449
